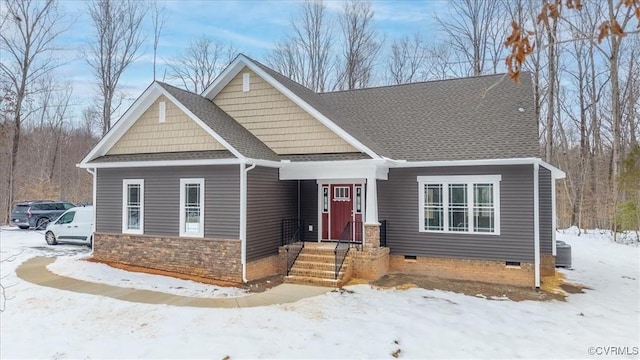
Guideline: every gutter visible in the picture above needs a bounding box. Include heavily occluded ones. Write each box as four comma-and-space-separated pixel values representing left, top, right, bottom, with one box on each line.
240, 161, 257, 283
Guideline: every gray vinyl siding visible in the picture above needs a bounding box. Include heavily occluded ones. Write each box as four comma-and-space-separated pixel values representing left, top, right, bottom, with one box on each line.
300, 180, 318, 240
378, 165, 535, 262
539, 167, 553, 254
246, 167, 297, 262
95, 165, 240, 239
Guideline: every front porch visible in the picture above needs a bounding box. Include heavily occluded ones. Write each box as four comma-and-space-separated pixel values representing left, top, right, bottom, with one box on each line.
280, 217, 390, 287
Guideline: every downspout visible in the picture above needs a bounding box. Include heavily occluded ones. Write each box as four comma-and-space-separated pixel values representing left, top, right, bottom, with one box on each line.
533, 162, 541, 288
240, 162, 256, 283
86, 168, 97, 257
552, 176, 557, 257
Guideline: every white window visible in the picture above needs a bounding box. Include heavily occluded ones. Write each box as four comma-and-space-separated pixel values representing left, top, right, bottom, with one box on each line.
180, 178, 204, 237
122, 179, 144, 234
417, 175, 501, 235
334, 186, 350, 201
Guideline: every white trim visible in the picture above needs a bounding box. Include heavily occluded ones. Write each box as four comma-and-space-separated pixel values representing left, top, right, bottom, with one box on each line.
80, 158, 244, 169
179, 178, 205, 238
533, 163, 541, 288
202, 55, 381, 159
240, 163, 256, 282
78, 82, 245, 166
417, 175, 502, 235
122, 179, 144, 234
395, 157, 566, 180
282, 163, 387, 180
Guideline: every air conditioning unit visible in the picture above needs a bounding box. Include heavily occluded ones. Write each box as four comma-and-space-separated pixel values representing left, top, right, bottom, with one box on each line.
555, 240, 572, 268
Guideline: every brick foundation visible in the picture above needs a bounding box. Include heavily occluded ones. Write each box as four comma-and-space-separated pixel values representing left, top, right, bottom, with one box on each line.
93, 232, 242, 283
246, 254, 280, 281
389, 255, 535, 287
351, 247, 390, 280
364, 223, 380, 248
540, 254, 556, 276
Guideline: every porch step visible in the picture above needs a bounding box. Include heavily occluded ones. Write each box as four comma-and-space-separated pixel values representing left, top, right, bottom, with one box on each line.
284, 244, 352, 287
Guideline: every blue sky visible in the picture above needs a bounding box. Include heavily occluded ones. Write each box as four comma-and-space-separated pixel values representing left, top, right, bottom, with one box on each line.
55, 0, 447, 124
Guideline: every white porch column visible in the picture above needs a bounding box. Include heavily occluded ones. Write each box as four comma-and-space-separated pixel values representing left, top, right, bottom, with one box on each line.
365, 177, 378, 224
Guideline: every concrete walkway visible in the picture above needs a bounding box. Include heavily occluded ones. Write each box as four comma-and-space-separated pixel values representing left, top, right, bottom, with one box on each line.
16, 257, 331, 308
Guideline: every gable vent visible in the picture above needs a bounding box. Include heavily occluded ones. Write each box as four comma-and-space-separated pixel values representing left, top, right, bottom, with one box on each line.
159, 101, 166, 123
242, 72, 250, 92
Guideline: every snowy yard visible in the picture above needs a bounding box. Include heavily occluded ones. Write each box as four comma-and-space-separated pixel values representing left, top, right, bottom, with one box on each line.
1, 227, 638, 359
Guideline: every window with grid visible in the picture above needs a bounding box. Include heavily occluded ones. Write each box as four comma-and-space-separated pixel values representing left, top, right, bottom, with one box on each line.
418, 175, 500, 235
180, 178, 204, 237
122, 179, 144, 234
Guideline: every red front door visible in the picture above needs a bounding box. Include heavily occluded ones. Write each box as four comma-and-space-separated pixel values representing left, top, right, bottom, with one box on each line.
330, 184, 353, 239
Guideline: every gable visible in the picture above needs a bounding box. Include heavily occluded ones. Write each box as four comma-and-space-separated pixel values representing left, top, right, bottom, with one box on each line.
107, 95, 226, 155
212, 67, 357, 155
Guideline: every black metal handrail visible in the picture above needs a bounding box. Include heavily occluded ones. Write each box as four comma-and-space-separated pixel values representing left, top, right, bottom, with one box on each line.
282, 219, 304, 276
380, 220, 387, 247
334, 221, 361, 279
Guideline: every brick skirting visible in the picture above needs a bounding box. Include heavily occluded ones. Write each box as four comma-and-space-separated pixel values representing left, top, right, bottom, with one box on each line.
93, 233, 242, 283
389, 255, 535, 287
246, 254, 280, 281
540, 253, 556, 276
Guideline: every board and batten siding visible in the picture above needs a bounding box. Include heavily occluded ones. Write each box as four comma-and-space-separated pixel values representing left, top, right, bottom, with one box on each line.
212, 67, 357, 154
96, 165, 240, 239
246, 167, 297, 262
108, 95, 225, 155
378, 165, 536, 263
539, 167, 553, 254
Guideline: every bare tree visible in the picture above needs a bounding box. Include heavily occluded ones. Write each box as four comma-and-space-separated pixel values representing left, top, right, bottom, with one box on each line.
167, 35, 237, 93
0, 0, 67, 223
336, 0, 382, 90
86, 0, 148, 136
386, 33, 428, 85
435, 0, 501, 76
267, 0, 334, 92
151, 1, 167, 81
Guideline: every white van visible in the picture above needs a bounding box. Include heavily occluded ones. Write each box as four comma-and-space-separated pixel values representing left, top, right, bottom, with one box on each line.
44, 206, 94, 246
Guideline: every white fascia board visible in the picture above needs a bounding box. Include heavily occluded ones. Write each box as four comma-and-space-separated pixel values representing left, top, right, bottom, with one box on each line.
78, 158, 243, 169
391, 157, 543, 168
280, 162, 388, 180
203, 55, 381, 160
79, 83, 160, 166
539, 160, 566, 179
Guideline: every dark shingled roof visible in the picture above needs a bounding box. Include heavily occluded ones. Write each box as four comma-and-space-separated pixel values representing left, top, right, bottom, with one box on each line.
157, 82, 279, 161
98, 58, 538, 164
89, 150, 236, 163
249, 56, 538, 161
318, 73, 539, 161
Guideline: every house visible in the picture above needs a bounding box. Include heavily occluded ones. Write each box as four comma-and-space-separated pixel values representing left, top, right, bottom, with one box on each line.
78, 54, 565, 288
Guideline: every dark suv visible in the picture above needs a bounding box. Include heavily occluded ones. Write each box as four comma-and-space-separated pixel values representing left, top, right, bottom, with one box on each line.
11, 200, 76, 229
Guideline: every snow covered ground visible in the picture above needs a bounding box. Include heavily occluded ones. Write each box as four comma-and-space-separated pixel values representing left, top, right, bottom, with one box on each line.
1, 226, 638, 359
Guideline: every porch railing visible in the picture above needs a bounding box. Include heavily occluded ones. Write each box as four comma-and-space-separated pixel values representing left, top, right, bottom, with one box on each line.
334, 221, 361, 279
380, 219, 387, 247
282, 219, 304, 276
